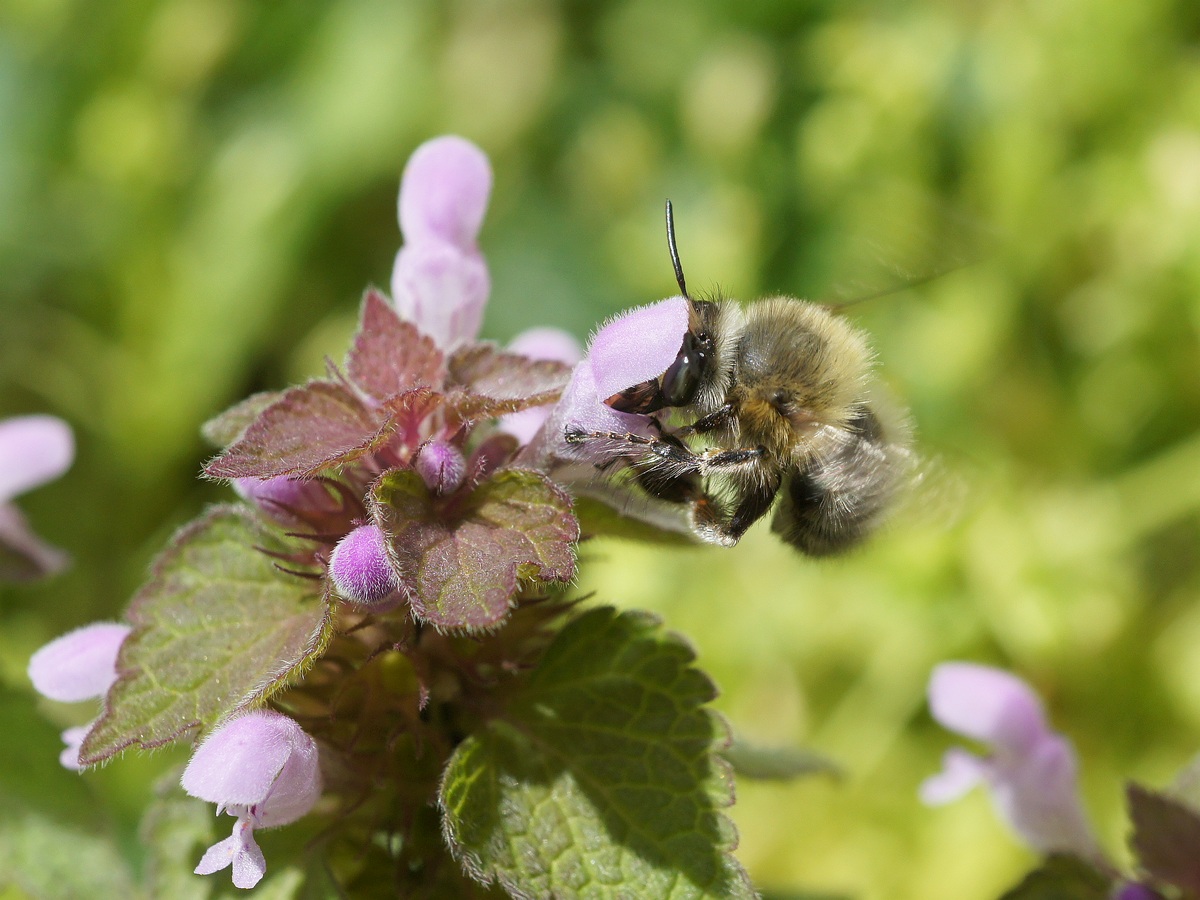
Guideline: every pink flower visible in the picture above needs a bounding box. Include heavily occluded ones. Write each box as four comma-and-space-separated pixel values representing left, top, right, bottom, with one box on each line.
498, 327, 584, 445
529, 296, 689, 465
0, 414, 74, 580
28, 622, 130, 769
390, 136, 493, 350
182, 710, 322, 890
920, 662, 1104, 863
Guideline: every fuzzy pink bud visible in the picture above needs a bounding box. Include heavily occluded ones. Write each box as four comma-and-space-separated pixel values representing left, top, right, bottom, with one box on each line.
414, 441, 467, 495
329, 524, 399, 608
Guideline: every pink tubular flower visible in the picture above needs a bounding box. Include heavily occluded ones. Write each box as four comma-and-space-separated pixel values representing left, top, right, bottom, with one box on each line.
529, 296, 689, 465
498, 327, 584, 445
0, 414, 74, 580
920, 662, 1105, 864
28, 622, 130, 769
182, 710, 322, 890
390, 135, 493, 350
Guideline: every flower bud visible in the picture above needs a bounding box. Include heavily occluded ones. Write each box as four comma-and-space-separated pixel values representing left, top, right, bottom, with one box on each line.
414, 440, 466, 495
233, 475, 337, 524
329, 524, 399, 608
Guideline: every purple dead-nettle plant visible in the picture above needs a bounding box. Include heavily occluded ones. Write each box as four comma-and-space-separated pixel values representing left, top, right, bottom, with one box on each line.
27, 136, 753, 897
0, 414, 74, 580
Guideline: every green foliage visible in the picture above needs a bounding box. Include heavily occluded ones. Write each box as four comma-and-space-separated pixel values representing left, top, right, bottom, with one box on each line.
998, 855, 1110, 900
441, 607, 753, 899
81, 506, 333, 764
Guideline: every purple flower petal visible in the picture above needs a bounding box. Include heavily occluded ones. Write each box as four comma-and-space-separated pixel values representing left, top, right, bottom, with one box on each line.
928, 661, 1048, 753
181, 710, 321, 822
989, 728, 1099, 859
59, 724, 91, 771
28, 622, 130, 703
923, 662, 1104, 863
194, 818, 266, 890
329, 524, 400, 608
588, 296, 689, 399
919, 747, 987, 805
507, 327, 584, 366
0, 415, 74, 503
390, 241, 489, 350
398, 135, 492, 250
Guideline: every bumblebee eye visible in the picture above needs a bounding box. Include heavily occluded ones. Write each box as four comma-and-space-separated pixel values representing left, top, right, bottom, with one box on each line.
660, 330, 711, 407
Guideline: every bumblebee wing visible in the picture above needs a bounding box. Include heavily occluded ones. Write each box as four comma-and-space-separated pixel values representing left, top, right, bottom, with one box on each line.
771, 406, 916, 556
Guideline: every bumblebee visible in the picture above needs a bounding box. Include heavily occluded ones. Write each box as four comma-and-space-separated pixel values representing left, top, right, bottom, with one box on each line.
565, 202, 914, 556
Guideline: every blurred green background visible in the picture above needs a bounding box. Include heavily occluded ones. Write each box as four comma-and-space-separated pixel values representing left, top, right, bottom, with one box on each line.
3, 0, 1200, 897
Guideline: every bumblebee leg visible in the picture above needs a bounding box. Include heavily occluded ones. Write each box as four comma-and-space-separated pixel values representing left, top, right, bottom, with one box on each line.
676, 403, 735, 437
563, 427, 764, 476
690, 475, 780, 547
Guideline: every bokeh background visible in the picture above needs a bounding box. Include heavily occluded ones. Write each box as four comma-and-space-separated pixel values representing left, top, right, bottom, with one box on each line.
3, 0, 1200, 897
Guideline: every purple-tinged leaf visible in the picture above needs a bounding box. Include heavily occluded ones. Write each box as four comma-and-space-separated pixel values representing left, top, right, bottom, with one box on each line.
998, 855, 1111, 900
79, 506, 333, 765
371, 468, 578, 631
201, 391, 284, 448
347, 289, 446, 401
205, 382, 392, 480
464, 434, 518, 487
447, 344, 571, 406
1129, 783, 1200, 895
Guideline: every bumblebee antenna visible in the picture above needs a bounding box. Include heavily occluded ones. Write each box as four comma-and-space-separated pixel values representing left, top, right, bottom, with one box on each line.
665, 199, 690, 300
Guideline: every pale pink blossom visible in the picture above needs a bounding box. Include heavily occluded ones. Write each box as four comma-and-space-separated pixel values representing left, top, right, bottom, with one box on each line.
530, 296, 689, 465
182, 710, 322, 890
921, 662, 1104, 863
0, 415, 74, 579
390, 136, 493, 350
28, 621, 130, 769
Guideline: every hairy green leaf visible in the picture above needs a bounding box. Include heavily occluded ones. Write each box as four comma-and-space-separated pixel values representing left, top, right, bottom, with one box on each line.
998, 855, 1110, 900
205, 381, 392, 479
80, 506, 333, 764
440, 606, 754, 899
372, 468, 577, 631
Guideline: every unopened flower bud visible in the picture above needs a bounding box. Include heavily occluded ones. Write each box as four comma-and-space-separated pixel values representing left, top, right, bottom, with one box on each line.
233, 475, 337, 524
414, 440, 466, 495
329, 524, 399, 608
